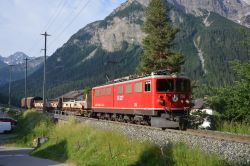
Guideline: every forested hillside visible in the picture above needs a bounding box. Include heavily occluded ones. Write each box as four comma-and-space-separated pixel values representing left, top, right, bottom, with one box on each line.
173, 10, 249, 85
0, 0, 249, 105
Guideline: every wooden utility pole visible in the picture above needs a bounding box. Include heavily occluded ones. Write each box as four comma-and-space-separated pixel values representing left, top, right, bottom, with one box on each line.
8, 64, 14, 108
41, 32, 51, 112
24, 58, 29, 108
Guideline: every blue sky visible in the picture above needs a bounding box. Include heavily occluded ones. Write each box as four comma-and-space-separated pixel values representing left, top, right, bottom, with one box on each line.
0, 0, 125, 57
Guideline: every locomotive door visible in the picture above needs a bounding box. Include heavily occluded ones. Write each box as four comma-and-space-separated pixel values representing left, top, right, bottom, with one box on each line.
143, 80, 153, 108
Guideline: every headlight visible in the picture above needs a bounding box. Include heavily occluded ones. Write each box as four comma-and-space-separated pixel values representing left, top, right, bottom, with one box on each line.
185, 99, 190, 104
159, 98, 166, 106
172, 94, 178, 102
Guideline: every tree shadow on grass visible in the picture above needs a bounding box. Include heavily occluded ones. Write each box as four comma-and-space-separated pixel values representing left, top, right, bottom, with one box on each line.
131, 143, 175, 166
32, 139, 68, 162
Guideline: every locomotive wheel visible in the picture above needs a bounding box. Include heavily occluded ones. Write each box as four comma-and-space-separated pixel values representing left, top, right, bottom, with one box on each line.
87, 112, 92, 118
179, 118, 187, 131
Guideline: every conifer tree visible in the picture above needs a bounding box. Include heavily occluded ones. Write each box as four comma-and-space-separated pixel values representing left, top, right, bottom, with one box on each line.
138, 0, 183, 73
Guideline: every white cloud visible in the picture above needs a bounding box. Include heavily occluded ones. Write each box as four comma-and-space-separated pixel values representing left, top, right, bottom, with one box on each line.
0, 0, 125, 57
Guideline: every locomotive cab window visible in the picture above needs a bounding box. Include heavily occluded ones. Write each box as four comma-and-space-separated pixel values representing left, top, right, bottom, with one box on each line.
176, 79, 190, 92
157, 79, 174, 92
144, 81, 151, 92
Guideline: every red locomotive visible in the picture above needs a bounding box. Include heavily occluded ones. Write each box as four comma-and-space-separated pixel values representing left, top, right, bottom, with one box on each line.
22, 70, 191, 129
92, 70, 191, 129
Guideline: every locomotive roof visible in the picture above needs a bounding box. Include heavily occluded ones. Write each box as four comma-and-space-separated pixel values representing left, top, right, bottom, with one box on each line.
94, 71, 189, 89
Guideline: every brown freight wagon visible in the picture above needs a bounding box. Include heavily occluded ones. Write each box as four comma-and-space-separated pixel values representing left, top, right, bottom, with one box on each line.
21, 97, 43, 109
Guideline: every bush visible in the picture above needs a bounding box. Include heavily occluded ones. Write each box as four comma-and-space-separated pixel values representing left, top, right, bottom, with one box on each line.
214, 119, 250, 135
209, 61, 250, 123
13, 110, 54, 147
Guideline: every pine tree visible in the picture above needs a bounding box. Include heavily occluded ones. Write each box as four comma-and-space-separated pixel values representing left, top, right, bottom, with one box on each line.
138, 0, 183, 73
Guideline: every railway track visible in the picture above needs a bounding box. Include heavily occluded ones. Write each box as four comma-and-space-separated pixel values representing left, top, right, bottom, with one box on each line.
185, 129, 250, 144
53, 113, 250, 144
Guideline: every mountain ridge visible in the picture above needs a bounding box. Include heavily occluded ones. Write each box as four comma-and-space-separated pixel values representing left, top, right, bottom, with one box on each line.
168, 0, 250, 27
0, 0, 249, 105
0, 52, 29, 65
123, 0, 250, 27
0, 52, 44, 86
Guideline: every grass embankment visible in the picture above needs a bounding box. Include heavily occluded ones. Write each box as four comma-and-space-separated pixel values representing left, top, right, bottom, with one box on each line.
210, 113, 250, 135
32, 121, 227, 166
215, 121, 250, 135
6, 110, 54, 147
8, 110, 228, 165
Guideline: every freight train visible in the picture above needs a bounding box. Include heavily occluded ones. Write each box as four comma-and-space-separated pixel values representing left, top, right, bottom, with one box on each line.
21, 70, 192, 129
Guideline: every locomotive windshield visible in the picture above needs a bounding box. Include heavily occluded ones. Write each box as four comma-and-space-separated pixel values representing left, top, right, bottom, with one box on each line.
156, 79, 174, 92
156, 79, 190, 92
176, 79, 190, 92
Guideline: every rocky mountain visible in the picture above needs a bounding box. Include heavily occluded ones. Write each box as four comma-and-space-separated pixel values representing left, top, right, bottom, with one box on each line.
68, 0, 250, 53
0, 0, 249, 105
0, 57, 7, 68
0, 52, 43, 86
0, 52, 29, 65
123, 0, 250, 27
168, 0, 250, 28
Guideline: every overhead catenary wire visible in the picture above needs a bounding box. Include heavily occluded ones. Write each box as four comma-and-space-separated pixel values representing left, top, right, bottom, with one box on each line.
49, 0, 91, 47
27, 0, 68, 56
26, 0, 91, 58
49, 0, 83, 36
43, 0, 69, 32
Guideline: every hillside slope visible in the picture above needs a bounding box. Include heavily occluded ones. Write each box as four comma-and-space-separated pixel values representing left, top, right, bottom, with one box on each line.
0, 0, 249, 105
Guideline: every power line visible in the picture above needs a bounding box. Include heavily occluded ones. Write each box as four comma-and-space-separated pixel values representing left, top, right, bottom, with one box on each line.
49, 0, 83, 36
28, 0, 90, 58
27, 0, 68, 56
43, 0, 69, 31
49, 0, 91, 47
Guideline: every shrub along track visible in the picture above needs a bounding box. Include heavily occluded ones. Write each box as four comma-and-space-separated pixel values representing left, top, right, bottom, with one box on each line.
52, 113, 250, 164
